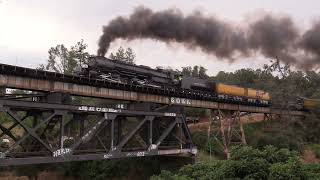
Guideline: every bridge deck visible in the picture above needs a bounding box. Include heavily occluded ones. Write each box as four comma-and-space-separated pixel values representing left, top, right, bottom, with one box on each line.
0, 74, 305, 116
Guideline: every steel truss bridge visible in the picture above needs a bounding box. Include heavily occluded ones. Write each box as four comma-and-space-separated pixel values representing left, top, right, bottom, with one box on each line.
0, 64, 305, 166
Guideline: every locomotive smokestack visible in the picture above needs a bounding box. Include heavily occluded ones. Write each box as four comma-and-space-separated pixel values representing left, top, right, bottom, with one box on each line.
98, 6, 320, 70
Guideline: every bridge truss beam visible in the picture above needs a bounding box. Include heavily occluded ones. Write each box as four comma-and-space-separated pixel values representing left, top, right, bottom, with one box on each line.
0, 99, 196, 166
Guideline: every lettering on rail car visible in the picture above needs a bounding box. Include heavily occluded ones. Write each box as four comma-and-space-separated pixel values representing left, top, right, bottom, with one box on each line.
170, 97, 192, 105
53, 148, 71, 157
78, 106, 122, 113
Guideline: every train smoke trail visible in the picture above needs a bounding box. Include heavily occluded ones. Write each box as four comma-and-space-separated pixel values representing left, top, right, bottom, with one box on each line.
247, 15, 299, 64
98, 6, 320, 69
299, 22, 320, 69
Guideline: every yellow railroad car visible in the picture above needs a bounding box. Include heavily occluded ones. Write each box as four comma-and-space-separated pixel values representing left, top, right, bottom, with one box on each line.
216, 83, 245, 97
216, 83, 270, 101
303, 99, 320, 109
246, 88, 270, 101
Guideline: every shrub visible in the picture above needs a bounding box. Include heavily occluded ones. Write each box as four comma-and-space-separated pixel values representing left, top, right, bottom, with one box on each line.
230, 146, 263, 161
302, 163, 320, 179
151, 170, 192, 180
254, 133, 301, 151
269, 158, 307, 180
192, 131, 225, 158
262, 145, 299, 164
153, 146, 317, 180
62, 157, 161, 180
178, 161, 223, 179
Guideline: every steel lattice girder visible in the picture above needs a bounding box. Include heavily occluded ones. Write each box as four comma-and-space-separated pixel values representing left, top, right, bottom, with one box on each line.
0, 99, 196, 166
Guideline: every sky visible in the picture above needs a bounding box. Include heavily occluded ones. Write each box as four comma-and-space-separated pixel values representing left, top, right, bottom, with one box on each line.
0, 0, 319, 75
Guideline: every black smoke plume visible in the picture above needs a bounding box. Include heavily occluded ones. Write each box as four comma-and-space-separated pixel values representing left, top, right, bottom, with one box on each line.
98, 6, 320, 69
248, 15, 299, 64
299, 22, 320, 68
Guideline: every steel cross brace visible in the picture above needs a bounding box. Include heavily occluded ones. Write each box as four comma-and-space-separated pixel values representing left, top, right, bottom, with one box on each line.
3, 110, 58, 154
0, 113, 29, 141
69, 116, 110, 152
154, 118, 181, 148
0, 124, 17, 141
111, 116, 154, 153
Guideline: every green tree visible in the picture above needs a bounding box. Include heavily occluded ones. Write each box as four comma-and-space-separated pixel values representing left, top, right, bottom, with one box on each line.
192, 65, 199, 78
181, 65, 208, 79
181, 66, 192, 77
199, 66, 208, 79
152, 146, 315, 180
40, 40, 90, 74
109, 46, 136, 64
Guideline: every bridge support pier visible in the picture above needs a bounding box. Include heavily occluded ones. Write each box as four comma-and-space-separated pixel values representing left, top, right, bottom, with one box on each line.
208, 109, 247, 159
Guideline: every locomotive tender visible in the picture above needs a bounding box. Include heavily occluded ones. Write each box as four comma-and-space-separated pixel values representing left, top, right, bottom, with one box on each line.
82, 56, 271, 106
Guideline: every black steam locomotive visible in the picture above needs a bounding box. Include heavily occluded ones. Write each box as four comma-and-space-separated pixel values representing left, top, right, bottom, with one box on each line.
81, 56, 179, 88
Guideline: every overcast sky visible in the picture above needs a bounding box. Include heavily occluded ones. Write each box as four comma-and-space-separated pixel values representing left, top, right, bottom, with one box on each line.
0, 0, 319, 75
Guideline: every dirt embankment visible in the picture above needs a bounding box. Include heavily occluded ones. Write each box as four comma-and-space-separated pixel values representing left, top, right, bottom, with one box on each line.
302, 149, 320, 164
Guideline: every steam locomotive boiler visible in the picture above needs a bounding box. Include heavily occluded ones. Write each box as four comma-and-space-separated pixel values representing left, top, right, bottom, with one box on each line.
82, 56, 179, 88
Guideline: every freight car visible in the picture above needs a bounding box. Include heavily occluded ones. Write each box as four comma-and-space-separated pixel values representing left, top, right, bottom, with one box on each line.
181, 77, 270, 105
302, 98, 320, 110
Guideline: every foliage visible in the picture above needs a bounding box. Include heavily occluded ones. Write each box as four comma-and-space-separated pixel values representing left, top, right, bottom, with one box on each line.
302, 163, 320, 179
192, 131, 225, 159
304, 112, 320, 143
152, 146, 318, 180
62, 157, 161, 180
151, 170, 192, 180
181, 65, 208, 79
308, 144, 320, 158
13, 164, 45, 180
0, 112, 12, 124
243, 122, 302, 151
39, 40, 90, 74
255, 133, 301, 151
184, 107, 206, 117
109, 46, 136, 64
268, 158, 308, 180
